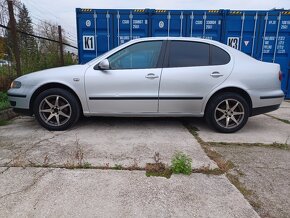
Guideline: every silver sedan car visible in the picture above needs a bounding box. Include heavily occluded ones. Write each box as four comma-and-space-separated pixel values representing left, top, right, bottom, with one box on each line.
8, 37, 284, 133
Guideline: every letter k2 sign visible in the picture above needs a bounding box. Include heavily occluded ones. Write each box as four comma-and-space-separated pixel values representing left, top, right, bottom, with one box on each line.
83, 36, 95, 50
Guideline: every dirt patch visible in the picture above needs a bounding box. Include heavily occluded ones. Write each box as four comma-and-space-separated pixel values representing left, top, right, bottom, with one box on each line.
145, 162, 172, 179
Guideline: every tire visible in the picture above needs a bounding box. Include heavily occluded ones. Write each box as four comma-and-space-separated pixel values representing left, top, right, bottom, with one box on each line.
33, 88, 80, 131
205, 92, 249, 133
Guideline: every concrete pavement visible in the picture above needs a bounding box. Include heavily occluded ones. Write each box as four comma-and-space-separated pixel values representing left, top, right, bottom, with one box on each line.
0, 117, 217, 169
0, 167, 259, 218
190, 114, 290, 144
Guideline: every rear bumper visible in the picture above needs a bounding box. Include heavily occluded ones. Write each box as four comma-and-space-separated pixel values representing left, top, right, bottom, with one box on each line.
251, 104, 280, 116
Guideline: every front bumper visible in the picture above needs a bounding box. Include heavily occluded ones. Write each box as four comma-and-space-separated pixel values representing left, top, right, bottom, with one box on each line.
7, 89, 31, 110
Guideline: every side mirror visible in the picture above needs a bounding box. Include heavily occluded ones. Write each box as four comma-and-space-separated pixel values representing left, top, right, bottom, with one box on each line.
95, 59, 110, 70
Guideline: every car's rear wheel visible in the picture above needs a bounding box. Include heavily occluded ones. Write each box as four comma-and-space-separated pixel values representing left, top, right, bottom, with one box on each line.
205, 93, 249, 133
33, 88, 80, 131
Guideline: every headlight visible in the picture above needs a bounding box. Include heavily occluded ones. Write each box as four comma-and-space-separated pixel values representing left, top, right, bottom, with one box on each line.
10, 81, 22, 89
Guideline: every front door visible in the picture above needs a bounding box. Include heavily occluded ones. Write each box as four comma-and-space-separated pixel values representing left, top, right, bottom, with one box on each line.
85, 40, 164, 114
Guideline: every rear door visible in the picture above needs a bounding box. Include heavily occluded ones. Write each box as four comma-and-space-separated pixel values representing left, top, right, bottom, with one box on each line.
159, 40, 233, 114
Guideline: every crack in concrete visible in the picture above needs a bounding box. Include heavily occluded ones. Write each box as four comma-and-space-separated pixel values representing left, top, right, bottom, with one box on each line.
0, 167, 10, 174
2, 130, 73, 167
0, 168, 53, 200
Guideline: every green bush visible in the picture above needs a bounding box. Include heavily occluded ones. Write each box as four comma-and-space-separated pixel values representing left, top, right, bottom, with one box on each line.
171, 152, 192, 175
0, 92, 9, 111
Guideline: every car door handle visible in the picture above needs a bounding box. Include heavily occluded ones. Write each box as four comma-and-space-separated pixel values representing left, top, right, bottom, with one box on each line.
210, 71, 224, 78
145, 73, 159, 79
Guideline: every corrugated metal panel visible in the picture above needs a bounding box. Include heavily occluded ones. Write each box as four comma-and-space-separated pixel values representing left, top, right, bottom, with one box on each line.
76, 8, 290, 98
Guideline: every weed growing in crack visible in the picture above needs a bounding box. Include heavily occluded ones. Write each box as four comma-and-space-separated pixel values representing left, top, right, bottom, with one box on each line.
171, 151, 192, 175
153, 152, 161, 163
75, 138, 84, 166
113, 164, 123, 170
43, 154, 49, 167
192, 165, 224, 175
83, 162, 92, 169
145, 152, 172, 178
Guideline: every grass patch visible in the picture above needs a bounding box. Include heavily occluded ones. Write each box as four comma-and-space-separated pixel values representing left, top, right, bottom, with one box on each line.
171, 151, 192, 175
113, 164, 123, 170
0, 120, 10, 126
0, 92, 9, 111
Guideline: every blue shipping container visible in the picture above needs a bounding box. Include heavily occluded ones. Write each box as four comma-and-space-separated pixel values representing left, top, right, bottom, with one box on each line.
76, 8, 290, 98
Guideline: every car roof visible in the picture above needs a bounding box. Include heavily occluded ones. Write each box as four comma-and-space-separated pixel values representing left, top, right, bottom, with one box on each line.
132, 36, 216, 43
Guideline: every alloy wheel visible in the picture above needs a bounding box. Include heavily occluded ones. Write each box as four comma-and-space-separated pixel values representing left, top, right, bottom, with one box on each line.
214, 99, 245, 129
38, 95, 72, 127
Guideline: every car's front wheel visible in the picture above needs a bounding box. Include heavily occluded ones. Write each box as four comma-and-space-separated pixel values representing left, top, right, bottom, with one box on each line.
205, 93, 250, 133
33, 88, 80, 131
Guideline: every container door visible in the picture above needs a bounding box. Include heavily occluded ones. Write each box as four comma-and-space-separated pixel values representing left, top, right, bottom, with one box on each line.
76, 9, 113, 63
223, 11, 258, 57
256, 11, 290, 98
113, 10, 149, 47
151, 10, 186, 37
186, 10, 223, 41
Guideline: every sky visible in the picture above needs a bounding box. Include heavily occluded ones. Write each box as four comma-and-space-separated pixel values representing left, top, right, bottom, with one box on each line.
21, 0, 290, 51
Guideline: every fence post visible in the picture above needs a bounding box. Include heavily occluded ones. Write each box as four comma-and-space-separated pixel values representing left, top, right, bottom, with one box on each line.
7, 0, 21, 77
58, 25, 64, 66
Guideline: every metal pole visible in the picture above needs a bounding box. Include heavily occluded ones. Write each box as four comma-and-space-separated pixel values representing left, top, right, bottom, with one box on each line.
167, 12, 171, 37
94, 11, 98, 57
273, 12, 281, 63
203, 12, 207, 38
106, 11, 110, 50
58, 25, 64, 66
7, 0, 21, 76
190, 12, 194, 37
261, 12, 268, 61
239, 12, 245, 51
180, 12, 183, 37
251, 12, 258, 57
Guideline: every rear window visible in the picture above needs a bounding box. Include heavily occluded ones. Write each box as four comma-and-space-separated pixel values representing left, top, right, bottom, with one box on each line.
210, 45, 231, 65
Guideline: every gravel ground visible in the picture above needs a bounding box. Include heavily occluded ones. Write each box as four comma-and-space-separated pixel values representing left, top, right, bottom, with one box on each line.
213, 144, 290, 218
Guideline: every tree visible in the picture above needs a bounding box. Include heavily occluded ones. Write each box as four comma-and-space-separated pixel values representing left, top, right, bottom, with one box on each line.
16, 3, 37, 73
37, 21, 70, 69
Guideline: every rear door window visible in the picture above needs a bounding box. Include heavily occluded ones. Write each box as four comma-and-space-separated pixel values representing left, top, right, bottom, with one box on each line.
168, 41, 210, 67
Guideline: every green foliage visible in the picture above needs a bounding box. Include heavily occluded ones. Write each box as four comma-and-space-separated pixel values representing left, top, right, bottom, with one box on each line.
171, 152, 192, 175
0, 2, 78, 92
113, 164, 123, 170
83, 162, 92, 169
0, 120, 10, 126
0, 92, 9, 110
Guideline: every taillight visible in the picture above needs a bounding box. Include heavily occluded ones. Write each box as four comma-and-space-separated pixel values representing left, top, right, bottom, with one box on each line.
279, 71, 282, 81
